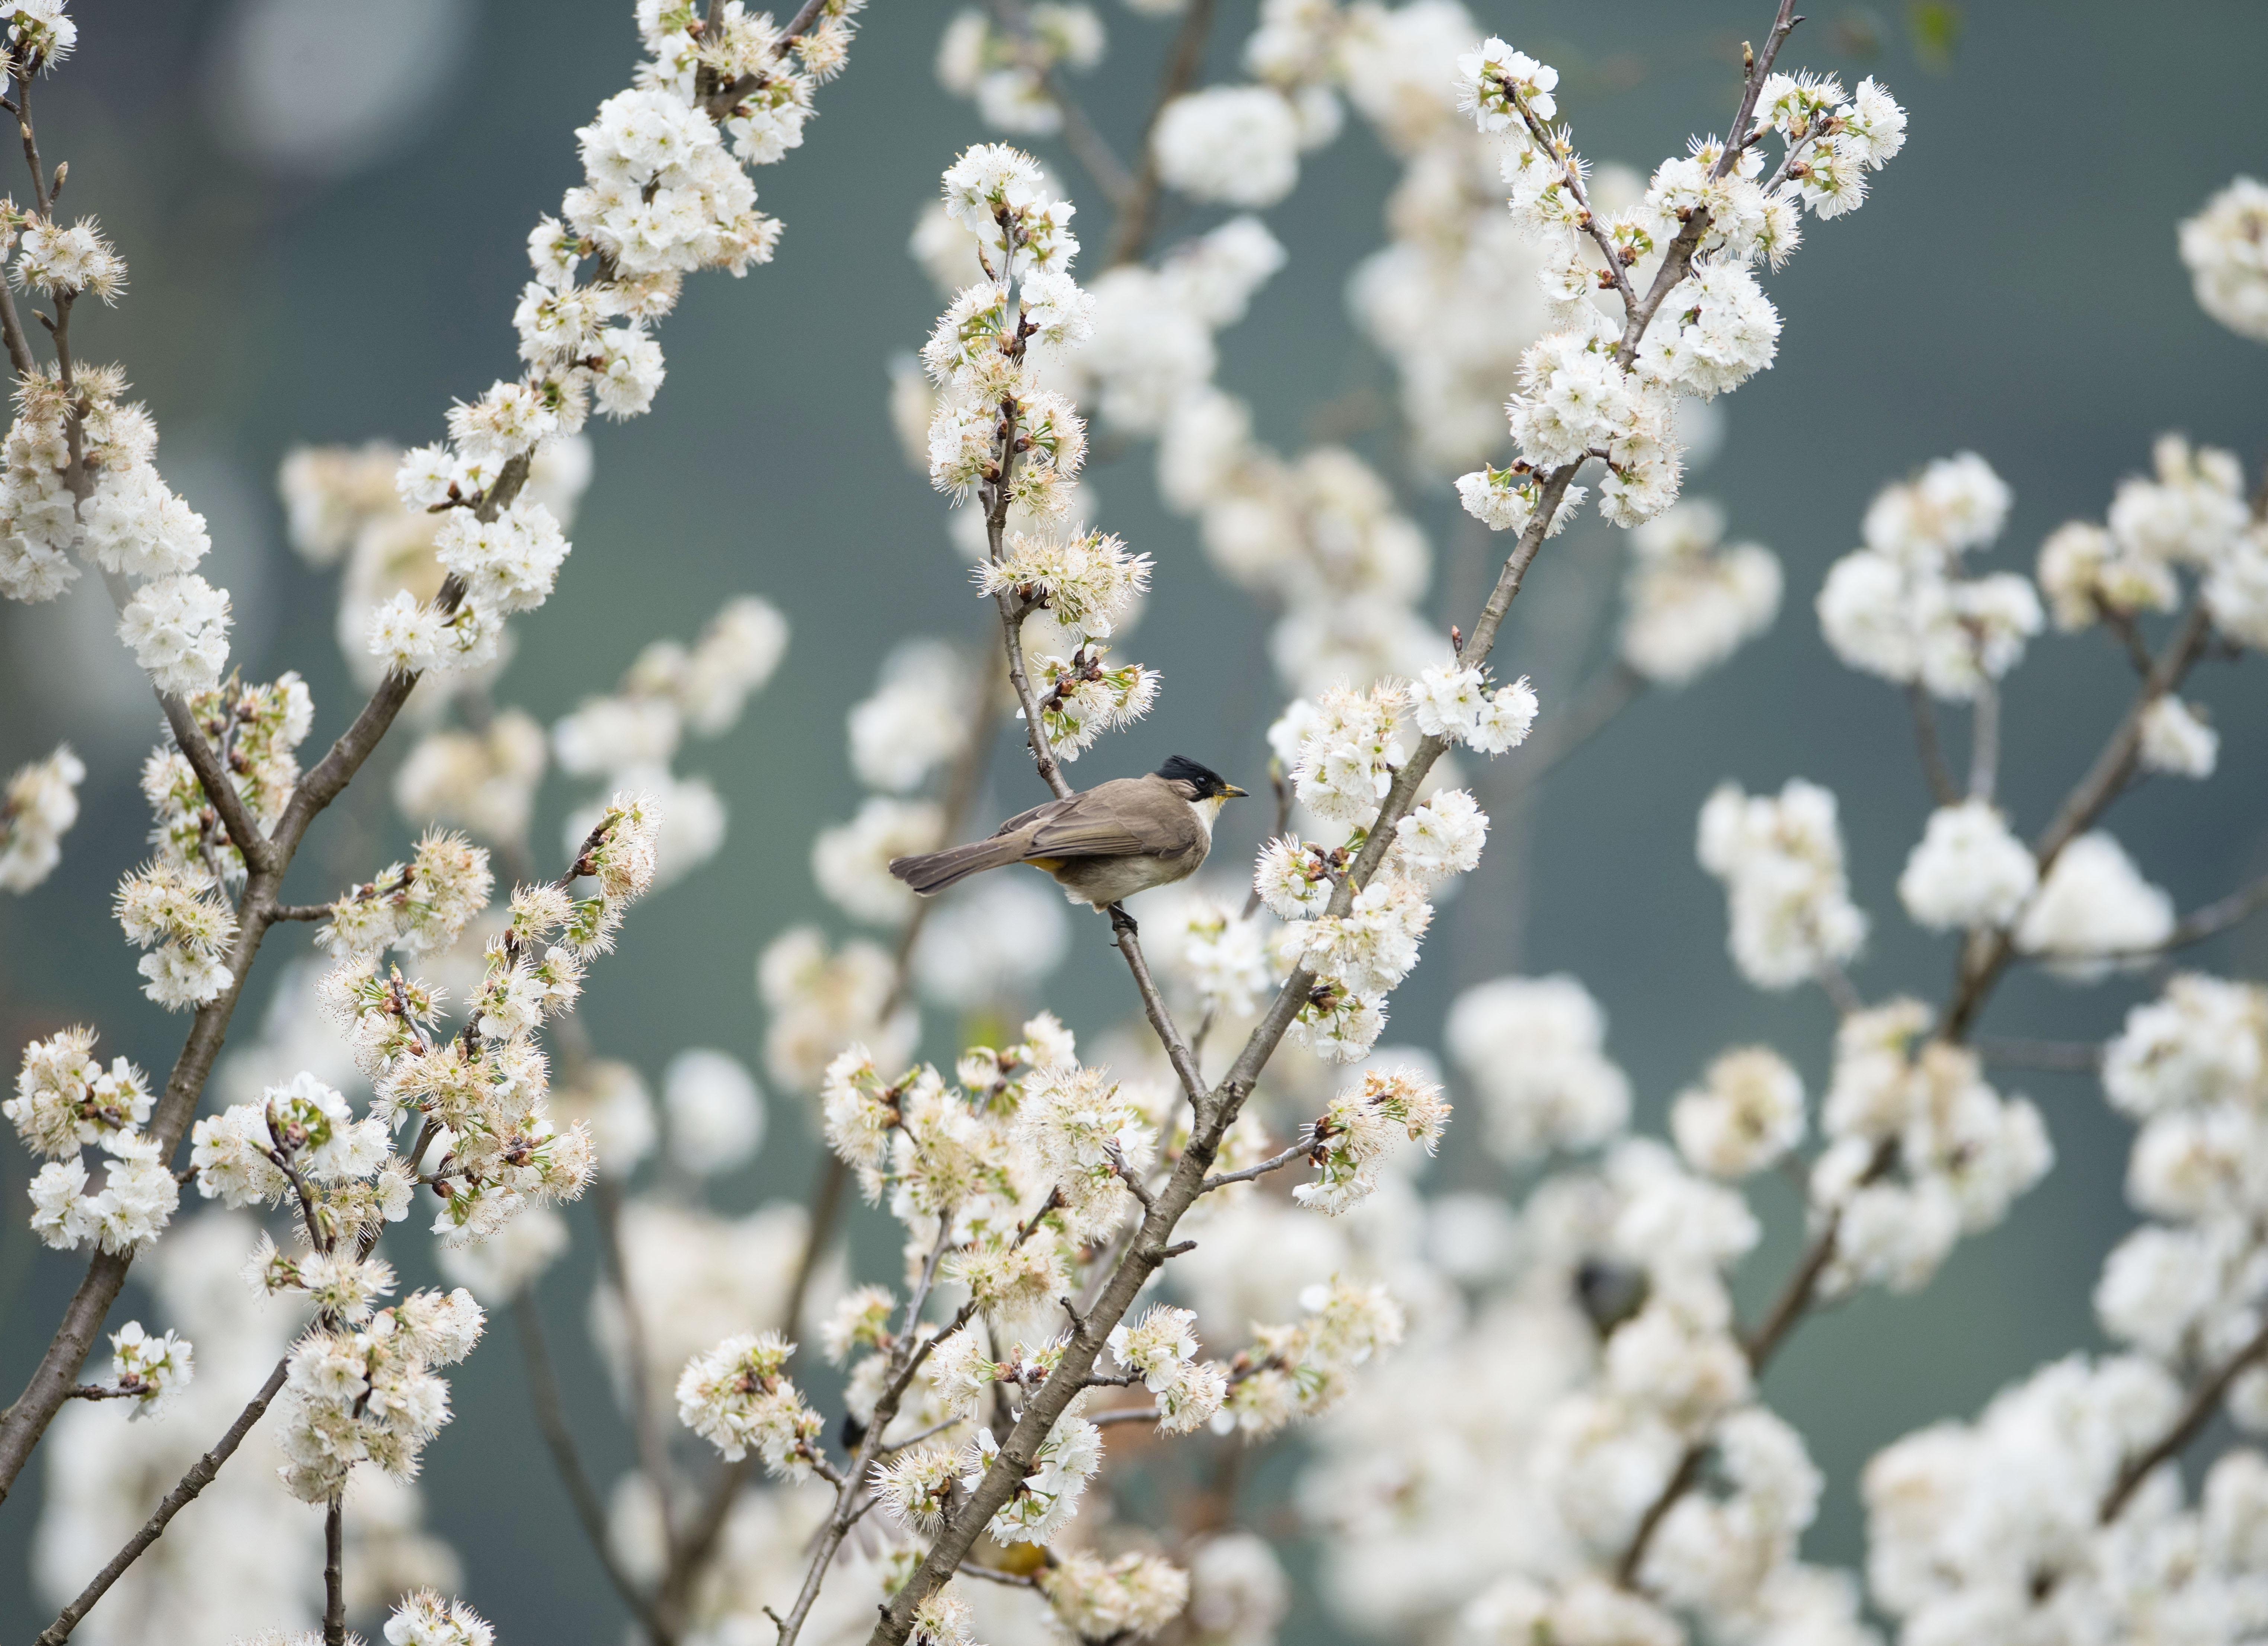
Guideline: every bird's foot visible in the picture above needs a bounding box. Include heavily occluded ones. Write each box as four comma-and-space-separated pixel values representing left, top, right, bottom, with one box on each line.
1106, 902, 1139, 938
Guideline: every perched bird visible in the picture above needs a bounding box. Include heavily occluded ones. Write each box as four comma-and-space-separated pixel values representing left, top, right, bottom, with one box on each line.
889, 755, 1247, 913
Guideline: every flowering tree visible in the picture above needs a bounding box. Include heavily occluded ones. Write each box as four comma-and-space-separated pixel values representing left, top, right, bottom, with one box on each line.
3, 2, 2267, 1645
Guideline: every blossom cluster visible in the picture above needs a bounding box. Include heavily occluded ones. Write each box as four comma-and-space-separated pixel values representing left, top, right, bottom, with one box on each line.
1817, 451, 2044, 700
1244, 681, 1505, 1059
10, 1027, 177, 1256
272, 1287, 484, 1502
2180, 175, 2268, 342
546, 594, 787, 884
1696, 777, 1868, 992
1865, 977, 2268, 1646
1617, 499, 1782, 687
1810, 1000, 2053, 1294
112, 674, 316, 1009
935, 4, 1104, 135
674, 1329, 825, 1477
96, 1319, 196, 1421
0, 742, 83, 892
368, 0, 858, 677
1453, 48, 1905, 533
1291, 1069, 1452, 1215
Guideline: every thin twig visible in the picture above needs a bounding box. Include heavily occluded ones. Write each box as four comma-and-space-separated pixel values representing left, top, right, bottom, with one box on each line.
1614, 1443, 1704, 1587
1973, 1036, 2104, 1074
1103, 0, 1215, 267
1939, 601, 2216, 1043
33, 1359, 290, 1645
1501, 663, 1647, 804
1741, 1136, 1898, 1371
157, 692, 273, 872
955, 1562, 1041, 1588
1200, 1131, 1313, 1194
1089, 1405, 1162, 1428
594, 1173, 678, 1557
1616, 1131, 1896, 1590
2099, 1315, 2268, 1522
515, 1294, 672, 1642
1813, 960, 1862, 1020
1966, 677, 1999, 804
987, 0, 1133, 207
1906, 684, 1960, 808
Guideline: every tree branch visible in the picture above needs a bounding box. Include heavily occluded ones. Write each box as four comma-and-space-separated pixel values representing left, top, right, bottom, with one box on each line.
156, 690, 273, 873
515, 1294, 673, 1642
323, 1493, 346, 1646
1905, 683, 1960, 808
1966, 677, 1999, 804
1973, 1036, 2103, 1074
1939, 601, 2216, 1043
1500, 662, 1646, 803
1200, 1131, 1312, 1193
33, 1358, 290, 1646
2099, 1314, 2268, 1523
1103, 0, 1216, 268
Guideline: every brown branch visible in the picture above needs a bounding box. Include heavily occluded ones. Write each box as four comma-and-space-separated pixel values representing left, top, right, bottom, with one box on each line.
1506, 90, 1637, 317
1103, 0, 1216, 268
0, 265, 36, 378
1107, 905, 1207, 1108
156, 691, 273, 873
594, 1172, 678, 1557
657, 649, 1010, 1620
773, 1222, 964, 1646
1501, 662, 1646, 802
986, 0, 1133, 208
1613, 0, 1802, 361
2099, 1314, 2268, 1523
1741, 1135, 1898, 1370
1615, 1134, 1899, 1591
1939, 601, 2216, 1043
515, 1294, 673, 1643
1614, 1442, 1704, 1587
2163, 872, 2268, 950
1905, 684, 1960, 808
33, 1358, 291, 1645
1973, 1036, 2103, 1074
323, 1494, 346, 1646
1199, 1129, 1312, 1193
1967, 677, 1999, 803
13, 57, 51, 212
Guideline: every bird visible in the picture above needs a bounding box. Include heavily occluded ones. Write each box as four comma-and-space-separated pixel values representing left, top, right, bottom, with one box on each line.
889, 755, 1248, 918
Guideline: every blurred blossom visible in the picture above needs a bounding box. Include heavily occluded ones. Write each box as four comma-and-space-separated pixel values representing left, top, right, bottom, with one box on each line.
912, 874, 1072, 1010
204, 0, 476, 182
663, 1047, 766, 1177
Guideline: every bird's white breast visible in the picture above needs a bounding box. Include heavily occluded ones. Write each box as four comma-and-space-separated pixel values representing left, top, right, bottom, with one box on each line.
1189, 794, 1225, 838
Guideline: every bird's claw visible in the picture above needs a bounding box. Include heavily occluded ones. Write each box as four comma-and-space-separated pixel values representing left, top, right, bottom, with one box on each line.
1107, 902, 1139, 937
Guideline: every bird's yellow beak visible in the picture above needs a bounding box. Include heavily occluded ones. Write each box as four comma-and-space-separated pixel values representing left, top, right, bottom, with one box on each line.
1221, 784, 1249, 799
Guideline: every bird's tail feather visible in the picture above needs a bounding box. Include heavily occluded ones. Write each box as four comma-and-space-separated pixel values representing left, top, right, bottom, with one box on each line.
889, 837, 1030, 896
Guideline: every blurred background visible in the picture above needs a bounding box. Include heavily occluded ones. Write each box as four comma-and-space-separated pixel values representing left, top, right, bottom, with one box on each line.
1, 0, 2263, 1638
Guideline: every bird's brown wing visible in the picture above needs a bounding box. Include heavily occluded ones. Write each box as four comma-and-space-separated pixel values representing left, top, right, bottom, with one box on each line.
1021, 779, 1200, 859
991, 796, 1078, 840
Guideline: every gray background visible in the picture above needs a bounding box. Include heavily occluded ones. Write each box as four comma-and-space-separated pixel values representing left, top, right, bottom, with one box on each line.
1, 0, 2264, 1637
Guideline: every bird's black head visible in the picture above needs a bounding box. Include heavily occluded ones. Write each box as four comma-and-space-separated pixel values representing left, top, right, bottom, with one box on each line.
1155, 755, 1247, 800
